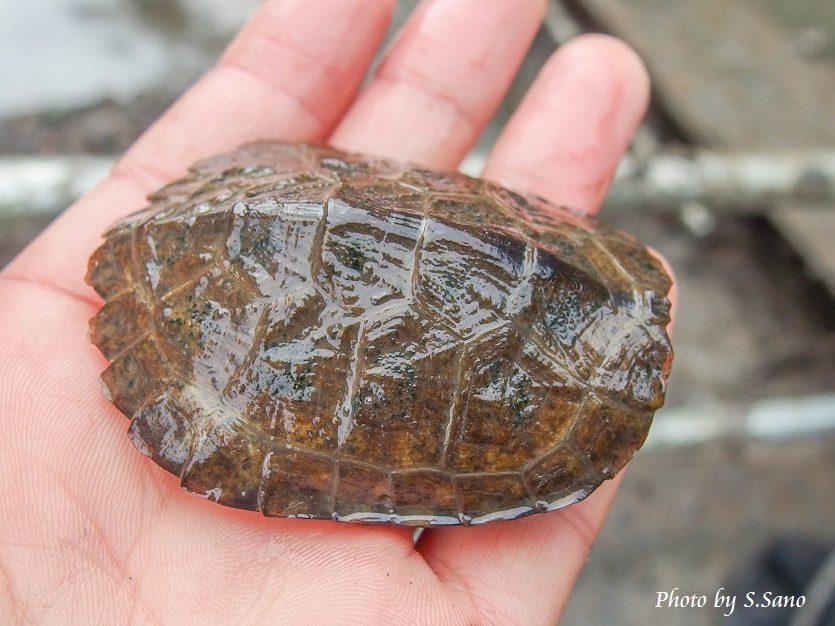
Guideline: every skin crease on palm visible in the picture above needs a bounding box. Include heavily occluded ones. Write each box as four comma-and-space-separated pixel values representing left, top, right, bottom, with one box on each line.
0, 0, 675, 623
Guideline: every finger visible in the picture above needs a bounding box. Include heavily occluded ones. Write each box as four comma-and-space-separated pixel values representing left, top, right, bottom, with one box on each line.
5, 0, 394, 300
416, 36, 652, 624
330, 0, 546, 169
483, 34, 651, 214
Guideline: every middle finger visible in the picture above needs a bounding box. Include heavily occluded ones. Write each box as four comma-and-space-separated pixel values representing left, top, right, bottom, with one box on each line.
330, 0, 546, 169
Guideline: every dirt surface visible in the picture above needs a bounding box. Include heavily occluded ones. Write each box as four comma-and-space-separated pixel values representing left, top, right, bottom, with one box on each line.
563, 435, 835, 625
0, 93, 173, 156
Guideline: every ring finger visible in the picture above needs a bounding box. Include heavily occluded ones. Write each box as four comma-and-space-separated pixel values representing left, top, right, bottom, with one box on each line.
330, 0, 546, 169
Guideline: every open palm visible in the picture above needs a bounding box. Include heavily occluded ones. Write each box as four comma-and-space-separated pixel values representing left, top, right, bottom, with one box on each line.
0, 0, 659, 623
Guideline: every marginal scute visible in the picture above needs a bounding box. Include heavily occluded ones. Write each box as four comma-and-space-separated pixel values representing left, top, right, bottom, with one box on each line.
260, 448, 336, 518
455, 472, 531, 521
524, 446, 591, 503
100, 335, 168, 418
90, 290, 151, 360
335, 461, 393, 518
180, 426, 269, 510
86, 230, 134, 300
391, 469, 457, 518
86, 142, 673, 526
584, 397, 651, 476
128, 385, 191, 475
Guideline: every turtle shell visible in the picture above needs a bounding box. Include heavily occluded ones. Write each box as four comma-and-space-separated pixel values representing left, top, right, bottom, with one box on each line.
86, 142, 673, 526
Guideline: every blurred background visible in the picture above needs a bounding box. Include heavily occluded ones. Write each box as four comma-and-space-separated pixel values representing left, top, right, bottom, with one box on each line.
1, 1, 834, 624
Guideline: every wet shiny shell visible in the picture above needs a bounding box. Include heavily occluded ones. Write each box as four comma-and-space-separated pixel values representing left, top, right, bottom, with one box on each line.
86, 142, 673, 526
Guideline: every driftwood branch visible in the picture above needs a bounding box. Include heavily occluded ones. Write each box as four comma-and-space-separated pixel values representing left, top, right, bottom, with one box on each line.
604, 149, 835, 213
1, 150, 834, 225
0, 155, 113, 219
644, 392, 835, 451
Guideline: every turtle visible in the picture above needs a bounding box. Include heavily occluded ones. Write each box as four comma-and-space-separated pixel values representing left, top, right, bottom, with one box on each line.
86, 142, 673, 526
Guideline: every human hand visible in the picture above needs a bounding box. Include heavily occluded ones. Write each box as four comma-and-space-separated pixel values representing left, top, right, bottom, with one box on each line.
0, 0, 659, 623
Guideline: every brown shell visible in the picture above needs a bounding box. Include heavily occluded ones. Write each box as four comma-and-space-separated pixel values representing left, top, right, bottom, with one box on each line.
86, 142, 673, 526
